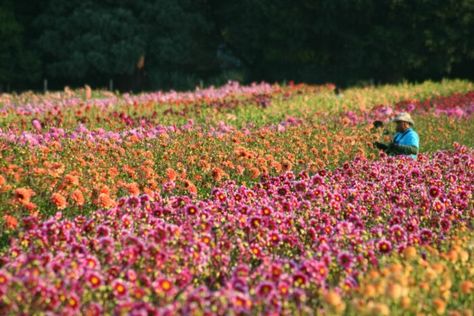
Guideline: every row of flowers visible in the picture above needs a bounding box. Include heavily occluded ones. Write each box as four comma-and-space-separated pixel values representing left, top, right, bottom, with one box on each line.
1, 80, 471, 136
0, 81, 333, 118
340, 90, 474, 125
0, 117, 306, 147
1, 116, 472, 222
1, 91, 474, 148
324, 230, 474, 315
0, 145, 472, 314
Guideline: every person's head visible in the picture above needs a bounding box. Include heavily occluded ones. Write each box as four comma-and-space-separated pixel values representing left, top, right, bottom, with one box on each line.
392, 112, 414, 133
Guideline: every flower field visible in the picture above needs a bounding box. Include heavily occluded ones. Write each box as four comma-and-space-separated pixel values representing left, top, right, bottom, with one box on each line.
0, 80, 473, 315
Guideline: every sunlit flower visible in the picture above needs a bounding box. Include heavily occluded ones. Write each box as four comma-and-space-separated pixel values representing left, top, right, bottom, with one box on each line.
460, 280, 473, 294
324, 290, 344, 311
212, 167, 226, 182
433, 199, 445, 212
51, 193, 67, 209
403, 246, 417, 259
232, 293, 252, 311
64, 173, 79, 186
250, 245, 263, 257
249, 167, 260, 179
71, 189, 85, 206
85, 256, 100, 270
433, 298, 446, 314
166, 168, 177, 182
97, 193, 114, 209
3, 215, 18, 230
14, 187, 35, 205
124, 182, 140, 196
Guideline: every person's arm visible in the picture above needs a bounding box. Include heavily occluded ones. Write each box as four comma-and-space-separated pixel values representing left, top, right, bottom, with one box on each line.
373, 142, 388, 150
386, 143, 418, 155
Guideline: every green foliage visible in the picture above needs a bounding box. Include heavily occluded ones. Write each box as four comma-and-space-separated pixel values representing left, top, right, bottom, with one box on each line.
0, 5, 41, 89
36, 0, 146, 83
2, 0, 474, 90
209, 0, 474, 85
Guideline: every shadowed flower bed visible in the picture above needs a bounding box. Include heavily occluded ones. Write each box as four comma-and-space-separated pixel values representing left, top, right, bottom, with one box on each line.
0, 146, 472, 314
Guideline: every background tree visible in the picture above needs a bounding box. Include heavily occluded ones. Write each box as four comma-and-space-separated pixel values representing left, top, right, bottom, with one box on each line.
137, 0, 221, 90
0, 2, 41, 92
1, 0, 473, 91
35, 0, 146, 90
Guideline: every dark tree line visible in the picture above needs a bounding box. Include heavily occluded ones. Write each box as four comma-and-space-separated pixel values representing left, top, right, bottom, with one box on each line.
1, 0, 474, 92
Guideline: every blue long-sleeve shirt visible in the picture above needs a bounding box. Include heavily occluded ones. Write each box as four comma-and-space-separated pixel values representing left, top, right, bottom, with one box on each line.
391, 128, 419, 159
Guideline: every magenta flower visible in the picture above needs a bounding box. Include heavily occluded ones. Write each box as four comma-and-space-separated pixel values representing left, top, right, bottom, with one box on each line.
249, 216, 262, 228
277, 187, 288, 196
337, 251, 354, 270
185, 204, 199, 216
440, 217, 451, 232
31, 119, 42, 132
420, 228, 433, 244
256, 281, 274, 298
432, 199, 446, 212
0, 142, 471, 314
377, 239, 392, 254
292, 273, 307, 287
390, 224, 406, 242
295, 181, 307, 192
428, 186, 441, 199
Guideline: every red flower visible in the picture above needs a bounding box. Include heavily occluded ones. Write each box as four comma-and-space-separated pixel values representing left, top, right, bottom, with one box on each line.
250, 245, 262, 257
269, 232, 280, 245
250, 217, 262, 228
0, 270, 10, 286
261, 206, 272, 216
112, 279, 128, 297
156, 278, 173, 293
87, 272, 102, 289
67, 293, 80, 310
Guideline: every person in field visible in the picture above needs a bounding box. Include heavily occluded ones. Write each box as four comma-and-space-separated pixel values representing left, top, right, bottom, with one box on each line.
374, 112, 420, 158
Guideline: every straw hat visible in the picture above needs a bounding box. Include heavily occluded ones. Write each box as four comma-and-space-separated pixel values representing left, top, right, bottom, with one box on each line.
392, 112, 415, 126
